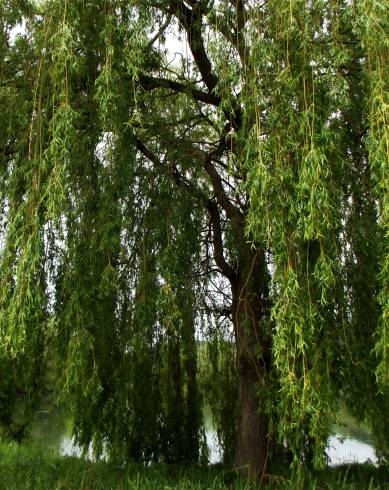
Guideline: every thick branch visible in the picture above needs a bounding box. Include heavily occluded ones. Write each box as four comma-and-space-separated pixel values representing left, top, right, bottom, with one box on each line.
139, 75, 221, 106
234, 0, 248, 61
203, 157, 243, 223
172, 132, 243, 222
197, 125, 244, 222
148, 14, 172, 48
152, 1, 243, 129
207, 11, 240, 55
132, 133, 236, 279
206, 200, 236, 279
167, 0, 218, 93
132, 133, 207, 204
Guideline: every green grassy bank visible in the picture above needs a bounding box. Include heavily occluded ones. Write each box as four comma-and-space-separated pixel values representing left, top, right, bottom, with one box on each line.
0, 441, 388, 490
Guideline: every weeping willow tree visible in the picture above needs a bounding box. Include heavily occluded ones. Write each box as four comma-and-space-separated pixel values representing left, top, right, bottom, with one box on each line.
1, 0, 388, 483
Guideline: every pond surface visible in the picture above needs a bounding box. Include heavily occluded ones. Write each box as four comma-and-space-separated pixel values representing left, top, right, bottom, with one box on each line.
205, 427, 377, 466
31, 406, 377, 466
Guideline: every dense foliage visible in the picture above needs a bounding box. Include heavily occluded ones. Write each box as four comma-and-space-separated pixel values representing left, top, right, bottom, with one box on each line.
0, 0, 388, 481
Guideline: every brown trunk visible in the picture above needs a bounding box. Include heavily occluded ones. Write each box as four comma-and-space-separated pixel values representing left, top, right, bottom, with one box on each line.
234, 361, 269, 482
231, 249, 271, 485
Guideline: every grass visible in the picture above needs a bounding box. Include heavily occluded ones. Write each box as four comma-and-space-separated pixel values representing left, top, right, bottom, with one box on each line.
0, 441, 388, 490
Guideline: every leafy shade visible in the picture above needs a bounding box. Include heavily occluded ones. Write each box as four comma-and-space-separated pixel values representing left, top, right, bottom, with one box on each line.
0, 0, 388, 480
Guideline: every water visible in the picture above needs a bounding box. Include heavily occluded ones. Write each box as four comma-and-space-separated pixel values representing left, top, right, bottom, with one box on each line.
205, 426, 377, 466
31, 406, 377, 466
327, 435, 376, 466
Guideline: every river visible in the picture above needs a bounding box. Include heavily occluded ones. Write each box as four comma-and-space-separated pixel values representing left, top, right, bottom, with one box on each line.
31, 406, 377, 466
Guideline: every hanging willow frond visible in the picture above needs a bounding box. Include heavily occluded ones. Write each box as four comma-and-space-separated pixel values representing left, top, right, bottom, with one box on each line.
0, 0, 388, 473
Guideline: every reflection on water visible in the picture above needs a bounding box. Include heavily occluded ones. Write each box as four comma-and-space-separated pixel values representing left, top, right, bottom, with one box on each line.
60, 436, 94, 459
31, 408, 377, 466
31, 408, 72, 449
327, 435, 377, 466
205, 427, 221, 464
205, 423, 377, 466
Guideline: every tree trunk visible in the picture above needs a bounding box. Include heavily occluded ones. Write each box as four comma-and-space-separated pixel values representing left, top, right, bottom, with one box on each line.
231, 248, 271, 484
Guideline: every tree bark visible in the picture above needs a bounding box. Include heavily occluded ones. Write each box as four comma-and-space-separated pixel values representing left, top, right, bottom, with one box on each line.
230, 248, 271, 484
